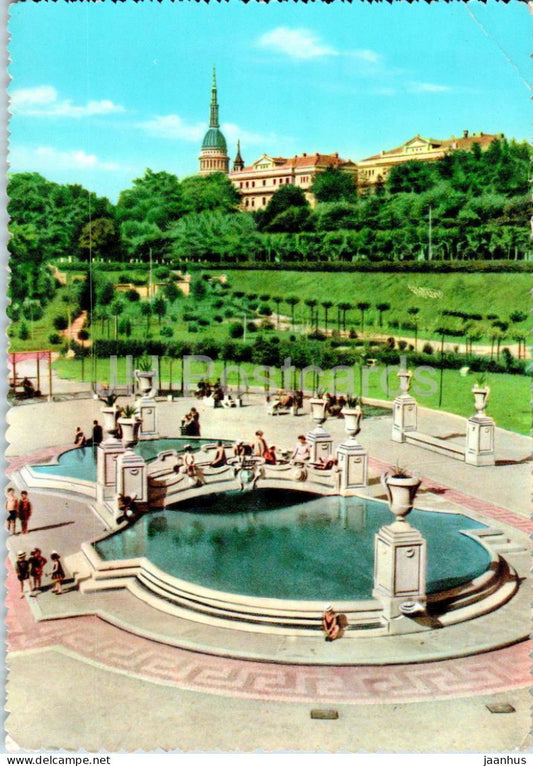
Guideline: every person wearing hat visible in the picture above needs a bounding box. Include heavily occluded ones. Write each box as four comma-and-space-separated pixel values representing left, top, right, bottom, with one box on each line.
322, 604, 340, 641
50, 551, 65, 595
15, 551, 30, 598
28, 548, 47, 593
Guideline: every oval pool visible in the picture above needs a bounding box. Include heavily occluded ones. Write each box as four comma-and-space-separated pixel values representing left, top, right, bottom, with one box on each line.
95, 490, 490, 601
31, 438, 223, 482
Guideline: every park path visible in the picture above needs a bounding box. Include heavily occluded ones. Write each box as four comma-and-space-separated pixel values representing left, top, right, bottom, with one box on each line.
61, 310, 92, 347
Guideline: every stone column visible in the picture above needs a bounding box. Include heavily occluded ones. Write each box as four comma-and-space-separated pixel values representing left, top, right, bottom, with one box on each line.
96, 407, 125, 505
392, 369, 417, 443
373, 473, 426, 631
306, 397, 333, 463
136, 398, 159, 440
465, 385, 495, 466
116, 448, 148, 509
336, 404, 368, 495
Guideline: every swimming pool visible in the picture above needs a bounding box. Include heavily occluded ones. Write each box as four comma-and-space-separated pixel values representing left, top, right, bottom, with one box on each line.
95, 490, 490, 601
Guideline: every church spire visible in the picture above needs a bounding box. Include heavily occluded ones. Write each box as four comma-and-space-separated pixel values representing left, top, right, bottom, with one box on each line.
233, 139, 245, 171
209, 65, 219, 128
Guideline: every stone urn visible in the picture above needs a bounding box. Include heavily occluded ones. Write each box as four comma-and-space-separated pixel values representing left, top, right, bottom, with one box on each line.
341, 404, 362, 443
309, 397, 327, 427
472, 385, 490, 416
397, 369, 412, 397
117, 416, 140, 449
381, 471, 421, 523
135, 369, 156, 397
101, 406, 117, 439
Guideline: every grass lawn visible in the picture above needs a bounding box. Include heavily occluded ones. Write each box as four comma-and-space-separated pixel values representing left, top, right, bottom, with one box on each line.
210, 269, 533, 342
53, 356, 531, 435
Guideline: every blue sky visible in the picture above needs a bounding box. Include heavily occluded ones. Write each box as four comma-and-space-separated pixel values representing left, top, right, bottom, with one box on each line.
9, 1, 531, 202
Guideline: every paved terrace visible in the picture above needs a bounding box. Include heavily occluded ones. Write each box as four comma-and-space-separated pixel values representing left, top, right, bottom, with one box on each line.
5, 394, 532, 752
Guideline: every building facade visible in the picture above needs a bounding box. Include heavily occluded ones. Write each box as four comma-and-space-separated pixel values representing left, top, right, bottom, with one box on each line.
357, 131, 504, 190
228, 152, 357, 211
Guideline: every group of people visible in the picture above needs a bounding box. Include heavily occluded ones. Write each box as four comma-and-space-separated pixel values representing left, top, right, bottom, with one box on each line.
74, 420, 104, 449
194, 379, 223, 401
6, 487, 32, 535
15, 549, 65, 598
324, 394, 348, 418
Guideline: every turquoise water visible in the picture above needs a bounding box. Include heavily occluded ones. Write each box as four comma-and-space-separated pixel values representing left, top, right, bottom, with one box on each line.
32, 439, 220, 482
95, 490, 489, 600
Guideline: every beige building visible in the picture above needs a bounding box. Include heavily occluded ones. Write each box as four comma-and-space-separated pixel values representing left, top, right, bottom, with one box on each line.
357, 130, 504, 189
228, 152, 357, 210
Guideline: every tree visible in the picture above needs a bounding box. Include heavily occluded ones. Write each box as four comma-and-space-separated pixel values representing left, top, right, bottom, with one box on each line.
79, 217, 121, 261
153, 295, 167, 326
140, 301, 152, 336
304, 298, 318, 330
356, 301, 371, 335
337, 302, 352, 333
285, 296, 300, 330
180, 172, 240, 215
311, 166, 357, 204
321, 300, 334, 336
164, 281, 181, 303
256, 185, 309, 231
109, 299, 124, 340
407, 307, 420, 349
375, 302, 390, 328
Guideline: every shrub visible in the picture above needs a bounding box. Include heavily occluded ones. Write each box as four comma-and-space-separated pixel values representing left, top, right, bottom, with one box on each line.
213, 299, 225, 309
348, 328, 358, 339
247, 301, 259, 311
126, 289, 140, 302
18, 323, 29, 340
258, 304, 272, 316
259, 319, 275, 331
422, 342, 434, 354
183, 312, 198, 322
386, 337, 395, 349
223, 309, 234, 318
160, 326, 174, 337
188, 323, 199, 333
229, 322, 244, 338
198, 318, 210, 327
213, 315, 223, 323
398, 340, 408, 351
78, 329, 90, 341
48, 332, 62, 345
53, 315, 69, 331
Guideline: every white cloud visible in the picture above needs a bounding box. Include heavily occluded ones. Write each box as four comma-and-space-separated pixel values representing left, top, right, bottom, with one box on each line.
257, 27, 338, 60
137, 114, 205, 141
9, 145, 125, 173
409, 82, 452, 93
10, 85, 126, 118
347, 49, 381, 64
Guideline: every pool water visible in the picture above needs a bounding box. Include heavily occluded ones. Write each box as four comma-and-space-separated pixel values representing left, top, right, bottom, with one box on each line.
32, 439, 219, 482
95, 490, 490, 601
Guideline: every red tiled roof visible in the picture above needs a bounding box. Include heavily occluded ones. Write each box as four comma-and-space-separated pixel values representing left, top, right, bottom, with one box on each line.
237, 152, 354, 174
359, 133, 502, 163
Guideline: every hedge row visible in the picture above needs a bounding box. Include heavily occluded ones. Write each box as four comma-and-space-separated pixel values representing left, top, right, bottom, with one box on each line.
83, 338, 529, 376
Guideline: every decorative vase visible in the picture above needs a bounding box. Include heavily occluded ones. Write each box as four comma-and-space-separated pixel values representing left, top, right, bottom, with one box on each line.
135, 370, 155, 397
118, 417, 140, 449
101, 406, 117, 439
397, 369, 412, 396
341, 405, 362, 443
309, 397, 327, 426
381, 472, 421, 523
472, 385, 490, 416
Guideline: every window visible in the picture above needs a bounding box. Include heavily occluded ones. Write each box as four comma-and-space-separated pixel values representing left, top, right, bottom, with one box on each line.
273, 179, 277, 185
245, 200, 249, 207
240, 182, 243, 188
252, 181, 255, 187
279, 179, 283, 185
251, 199, 255, 207
246, 181, 249, 188
263, 197, 266, 205
262, 179, 266, 186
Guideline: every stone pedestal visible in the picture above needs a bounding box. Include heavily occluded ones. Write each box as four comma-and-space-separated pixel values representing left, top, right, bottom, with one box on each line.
96, 439, 125, 504
373, 521, 427, 624
336, 441, 368, 495
136, 397, 159, 440
116, 449, 148, 505
392, 395, 417, 443
306, 426, 333, 463
465, 415, 495, 466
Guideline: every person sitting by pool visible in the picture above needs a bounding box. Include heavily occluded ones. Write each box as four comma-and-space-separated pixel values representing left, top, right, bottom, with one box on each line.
291, 435, 310, 465
322, 605, 341, 641
21, 377, 37, 398
263, 444, 277, 465
116, 493, 138, 524
314, 456, 338, 471
253, 430, 268, 457
221, 394, 236, 408
209, 441, 227, 468
74, 426, 86, 448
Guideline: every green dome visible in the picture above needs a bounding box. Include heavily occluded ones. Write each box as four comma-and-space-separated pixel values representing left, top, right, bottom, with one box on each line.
201, 127, 227, 152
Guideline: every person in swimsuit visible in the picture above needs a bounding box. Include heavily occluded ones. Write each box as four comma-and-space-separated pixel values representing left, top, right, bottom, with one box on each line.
16, 551, 30, 599
209, 442, 227, 468
74, 426, 86, 448
17, 490, 32, 534
50, 551, 65, 595
263, 445, 277, 465
6, 488, 18, 535
291, 435, 311, 465
253, 430, 268, 457
322, 605, 340, 641
28, 548, 47, 593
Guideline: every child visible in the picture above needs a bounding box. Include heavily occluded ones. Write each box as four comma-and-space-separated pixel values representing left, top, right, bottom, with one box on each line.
50, 551, 65, 595
17, 490, 32, 534
16, 551, 30, 599
6, 488, 18, 535
28, 548, 47, 593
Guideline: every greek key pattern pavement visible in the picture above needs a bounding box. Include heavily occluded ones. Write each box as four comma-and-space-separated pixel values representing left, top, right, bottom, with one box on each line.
7, 566, 530, 704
